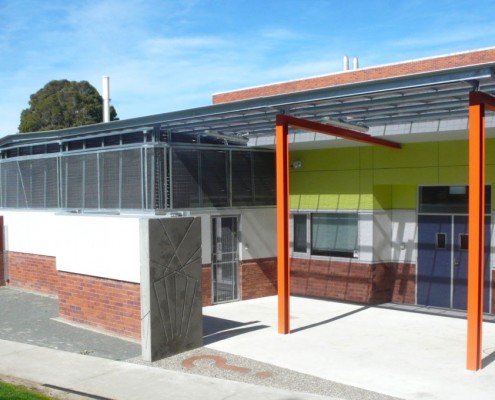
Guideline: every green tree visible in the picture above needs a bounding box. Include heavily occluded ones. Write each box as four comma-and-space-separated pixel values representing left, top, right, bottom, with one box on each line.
19, 79, 117, 133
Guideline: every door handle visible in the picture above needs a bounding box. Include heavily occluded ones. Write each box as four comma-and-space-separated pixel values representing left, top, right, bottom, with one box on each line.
454, 259, 460, 266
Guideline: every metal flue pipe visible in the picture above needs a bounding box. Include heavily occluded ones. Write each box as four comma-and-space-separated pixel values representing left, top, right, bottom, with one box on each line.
102, 76, 110, 123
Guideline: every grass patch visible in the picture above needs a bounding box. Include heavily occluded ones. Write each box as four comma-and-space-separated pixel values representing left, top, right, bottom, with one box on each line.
0, 380, 52, 400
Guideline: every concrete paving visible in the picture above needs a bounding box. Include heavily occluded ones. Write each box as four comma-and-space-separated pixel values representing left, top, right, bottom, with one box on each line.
203, 296, 495, 400
0, 338, 335, 400
0, 287, 140, 360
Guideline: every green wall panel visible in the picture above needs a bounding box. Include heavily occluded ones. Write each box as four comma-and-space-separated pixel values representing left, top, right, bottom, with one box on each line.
438, 141, 467, 166
290, 138, 495, 211
392, 185, 416, 209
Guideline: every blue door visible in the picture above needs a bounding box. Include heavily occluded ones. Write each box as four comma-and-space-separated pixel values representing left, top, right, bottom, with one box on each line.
417, 215, 452, 308
452, 216, 490, 311
418, 214, 491, 311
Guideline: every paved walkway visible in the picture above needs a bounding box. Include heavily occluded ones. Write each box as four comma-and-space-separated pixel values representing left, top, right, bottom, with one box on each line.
0, 338, 334, 400
203, 296, 495, 400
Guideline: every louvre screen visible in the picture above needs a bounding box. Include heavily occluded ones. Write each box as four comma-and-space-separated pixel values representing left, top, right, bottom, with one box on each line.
231, 151, 253, 206
172, 149, 200, 208
0, 144, 274, 211
0, 157, 59, 208
201, 150, 229, 207
253, 152, 275, 205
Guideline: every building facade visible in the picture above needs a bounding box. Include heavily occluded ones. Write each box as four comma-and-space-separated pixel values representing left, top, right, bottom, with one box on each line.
1, 47, 495, 341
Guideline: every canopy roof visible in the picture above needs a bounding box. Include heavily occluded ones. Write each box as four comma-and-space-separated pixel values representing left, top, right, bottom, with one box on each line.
1, 63, 495, 150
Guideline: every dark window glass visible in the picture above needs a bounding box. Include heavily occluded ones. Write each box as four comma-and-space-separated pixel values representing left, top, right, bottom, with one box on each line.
200, 135, 225, 145
171, 132, 198, 143
6, 148, 18, 158
67, 141, 84, 151
122, 132, 144, 144
19, 147, 32, 156
459, 234, 468, 251
103, 135, 120, 147
419, 186, 491, 214
85, 138, 102, 149
32, 145, 46, 155
436, 233, 446, 249
311, 213, 358, 258
293, 214, 307, 253
46, 143, 60, 153
232, 151, 253, 206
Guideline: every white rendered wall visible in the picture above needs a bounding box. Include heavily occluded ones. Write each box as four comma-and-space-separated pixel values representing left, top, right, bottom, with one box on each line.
192, 207, 276, 265
358, 212, 374, 263
1, 210, 141, 283
391, 210, 418, 264
372, 211, 392, 262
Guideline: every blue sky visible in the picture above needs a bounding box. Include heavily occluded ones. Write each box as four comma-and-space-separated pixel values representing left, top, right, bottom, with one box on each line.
1, 0, 495, 136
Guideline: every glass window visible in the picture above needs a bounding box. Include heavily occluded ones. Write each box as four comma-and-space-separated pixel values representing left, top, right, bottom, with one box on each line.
293, 214, 307, 253
311, 213, 358, 258
419, 186, 491, 214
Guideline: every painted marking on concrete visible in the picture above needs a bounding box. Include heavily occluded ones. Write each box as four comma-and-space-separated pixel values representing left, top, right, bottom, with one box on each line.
182, 354, 272, 379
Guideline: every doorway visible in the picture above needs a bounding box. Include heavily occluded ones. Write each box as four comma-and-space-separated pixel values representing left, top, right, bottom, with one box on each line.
211, 216, 240, 303
417, 214, 491, 311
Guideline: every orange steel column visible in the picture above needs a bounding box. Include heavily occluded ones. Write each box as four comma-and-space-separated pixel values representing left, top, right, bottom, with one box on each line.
276, 116, 290, 334
467, 99, 486, 371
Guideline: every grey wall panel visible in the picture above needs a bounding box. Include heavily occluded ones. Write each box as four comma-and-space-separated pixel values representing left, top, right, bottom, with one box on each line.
140, 217, 202, 362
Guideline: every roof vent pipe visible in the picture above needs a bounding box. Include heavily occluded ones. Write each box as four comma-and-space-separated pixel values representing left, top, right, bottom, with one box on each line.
343, 55, 349, 71
352, 57, 359, 70
102, 76, 110, 123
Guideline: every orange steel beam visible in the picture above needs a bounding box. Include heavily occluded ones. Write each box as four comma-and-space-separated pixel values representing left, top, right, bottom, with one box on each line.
467, 92, 487, 371
275, 114, 400, 334
470, 91, 495, 112
277, 114, 402, 149
276, 119, 290, 334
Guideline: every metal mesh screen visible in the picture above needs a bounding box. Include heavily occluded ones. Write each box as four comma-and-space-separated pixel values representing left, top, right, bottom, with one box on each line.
231, 151, 253, 206
201, 150, 228, 207
253, 152, 275, 205
121, 149, 143, 209
63, 155, 84, 208
0, 144, 273, 211
100, 151, 120, 209
84, 154, 99, 208
0, 157, 58, 208
60, 148, 146, 210
172, 149, 200, 208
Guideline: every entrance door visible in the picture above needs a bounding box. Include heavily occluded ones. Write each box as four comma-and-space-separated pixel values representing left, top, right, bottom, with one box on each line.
417, 214, 491, 311
212, 216, 240, 303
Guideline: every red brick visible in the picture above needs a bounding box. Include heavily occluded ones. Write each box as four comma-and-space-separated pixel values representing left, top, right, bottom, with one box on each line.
213, 49, 495, 104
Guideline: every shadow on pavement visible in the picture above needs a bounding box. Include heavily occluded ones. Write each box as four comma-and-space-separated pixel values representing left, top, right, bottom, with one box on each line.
203, 315, 268, 345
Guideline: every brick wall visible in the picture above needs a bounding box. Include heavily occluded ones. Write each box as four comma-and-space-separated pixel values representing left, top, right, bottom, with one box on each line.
7, 252, 58, 296
5, 251, 141, 340
202, 264, 212, 306
213, 48, 495, 104
240, 257, 277, 300
492, 270, 495, 315
203, 258, 277, 305
291, 258, 416, 305
390, 263, 416, 304
58, 272, 141, 339
0, 252, 4, 286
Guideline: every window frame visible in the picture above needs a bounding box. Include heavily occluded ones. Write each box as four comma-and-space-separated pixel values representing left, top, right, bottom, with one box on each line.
291, 211, 359, 260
